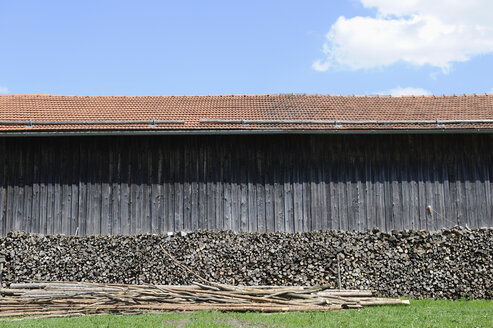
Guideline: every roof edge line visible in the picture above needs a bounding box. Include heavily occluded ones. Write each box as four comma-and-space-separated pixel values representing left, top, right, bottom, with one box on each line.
1, 128, 492, 137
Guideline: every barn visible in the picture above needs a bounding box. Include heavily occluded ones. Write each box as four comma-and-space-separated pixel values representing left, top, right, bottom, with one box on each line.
0, 93, 492, 236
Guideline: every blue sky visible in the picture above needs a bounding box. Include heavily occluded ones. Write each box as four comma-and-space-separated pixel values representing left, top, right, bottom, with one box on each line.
1, 0, 493, 96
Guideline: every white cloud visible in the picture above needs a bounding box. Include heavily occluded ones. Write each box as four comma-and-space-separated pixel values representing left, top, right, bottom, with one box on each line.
0, 86, 8, 94
489, 88, 493, 94
313, 0, 493, 72
376, 86, 432, 96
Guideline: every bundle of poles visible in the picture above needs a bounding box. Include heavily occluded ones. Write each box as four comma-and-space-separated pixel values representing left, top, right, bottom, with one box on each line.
0, 281, 409, 319
0, 248, 408, 319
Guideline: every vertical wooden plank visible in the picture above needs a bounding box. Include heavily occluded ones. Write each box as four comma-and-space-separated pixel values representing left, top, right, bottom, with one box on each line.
375, 155, 385, 231
223, 141, 233, 230
455, 138, 466, 227
157, 143, 166, 233
53, 143, 63, 234
416, 144, 426, 230
273, 146, 284, 232
130, 139, 138, 234
119, 139, 130, 235
292, 149, 303, 232
231, 139, 240, 232
319, 140, 329, 231
247, 142, 257, 232
207, 141, 216, 230
167, 142, 176, 232
190, 139, 199, 230
198, 139, 207, 230
87, 140, 99, 235
151, 140, 161, 234
472, 145, 483, 228
256, 146, 266, 232
301, 146, 311, 232
338, 152, 348, 230
486, 135, 493, 228
100, 141, 111, 235
77, 141, 87, 236
139, 139, 150, 233
315, 148, 325, 231
432, 140, 445, 230
96, 141, 104, 234
390, 152, 400, 230
145, 140, 155, 233
424, 146, 435, 231
442, 140, 454, 228
183, 139, 193, 231
283, 148, 294, 233
345, 162, 354, 230
355, 157, 365, 231
70, 139, 79, 235
328, 144, 338, 230
481, 138, 492, 228
364, 144, 373, 230
5, 142, 14, 234
22, 141, 33, 233
407, 137, 418, 230
264, 144, 275, 232
214, 140, 224, 230
129, 142, 140, 234
60, 139, 72, 235
110, 138, 121, 234
0, 139, 5, 235
46, 140, 56, 234
165, 140, 174, 231
382, 144, 393, 231
439, 152, 449, 229
400, 140, 410, 230
85, 140, 95, 235
174, 143, 184, 231
347, 161, 358, 231
13, 143, 24, 232
239, 145, 248, 232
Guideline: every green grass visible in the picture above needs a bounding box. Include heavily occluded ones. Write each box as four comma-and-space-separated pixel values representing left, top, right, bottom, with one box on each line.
0, 300, 491, 328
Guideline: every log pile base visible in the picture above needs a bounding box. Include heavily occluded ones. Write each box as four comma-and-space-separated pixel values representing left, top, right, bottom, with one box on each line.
0, 282, 409, 319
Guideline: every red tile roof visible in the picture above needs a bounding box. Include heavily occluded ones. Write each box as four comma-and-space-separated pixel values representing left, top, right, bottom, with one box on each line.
1, 94, 493, 133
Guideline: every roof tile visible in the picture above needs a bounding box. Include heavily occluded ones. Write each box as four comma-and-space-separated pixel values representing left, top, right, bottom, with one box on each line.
0, 94, 493, 132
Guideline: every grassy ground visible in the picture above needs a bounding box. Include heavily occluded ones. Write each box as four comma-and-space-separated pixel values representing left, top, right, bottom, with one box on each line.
0, 300, 491, 328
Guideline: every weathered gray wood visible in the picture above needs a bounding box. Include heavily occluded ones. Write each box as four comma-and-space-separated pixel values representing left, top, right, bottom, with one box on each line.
142, 142, 151, 234
13, 145, 24, 232
151, 144, 160, 234
240, 154, 248, 232
247, 145, 257, 232
183, 142, 192, 231
111, 140, 121, 234
77, 144, 87, 236
273, 155, 284, 232
264, 151, 274, 232
256, 148, 266, 232
70, 142, 79, 235
22, 142, 33, 233
119, 145, 130, 234
231, 145, 240, 232
198, 143, 207, 230
101, 143, 111, 235
207, 144, 216, 230
0, 140, 5, 235
0, 134, 493, 235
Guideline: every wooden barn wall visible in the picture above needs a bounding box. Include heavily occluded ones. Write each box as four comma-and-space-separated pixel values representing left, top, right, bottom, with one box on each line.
0, 134, 492, 235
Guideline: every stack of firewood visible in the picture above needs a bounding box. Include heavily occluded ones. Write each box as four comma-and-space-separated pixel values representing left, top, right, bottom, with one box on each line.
2, 227, 491, 299
0, 281, 409, 319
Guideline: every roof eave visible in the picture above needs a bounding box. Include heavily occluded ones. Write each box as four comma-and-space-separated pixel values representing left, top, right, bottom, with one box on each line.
0, 128, 493, 137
